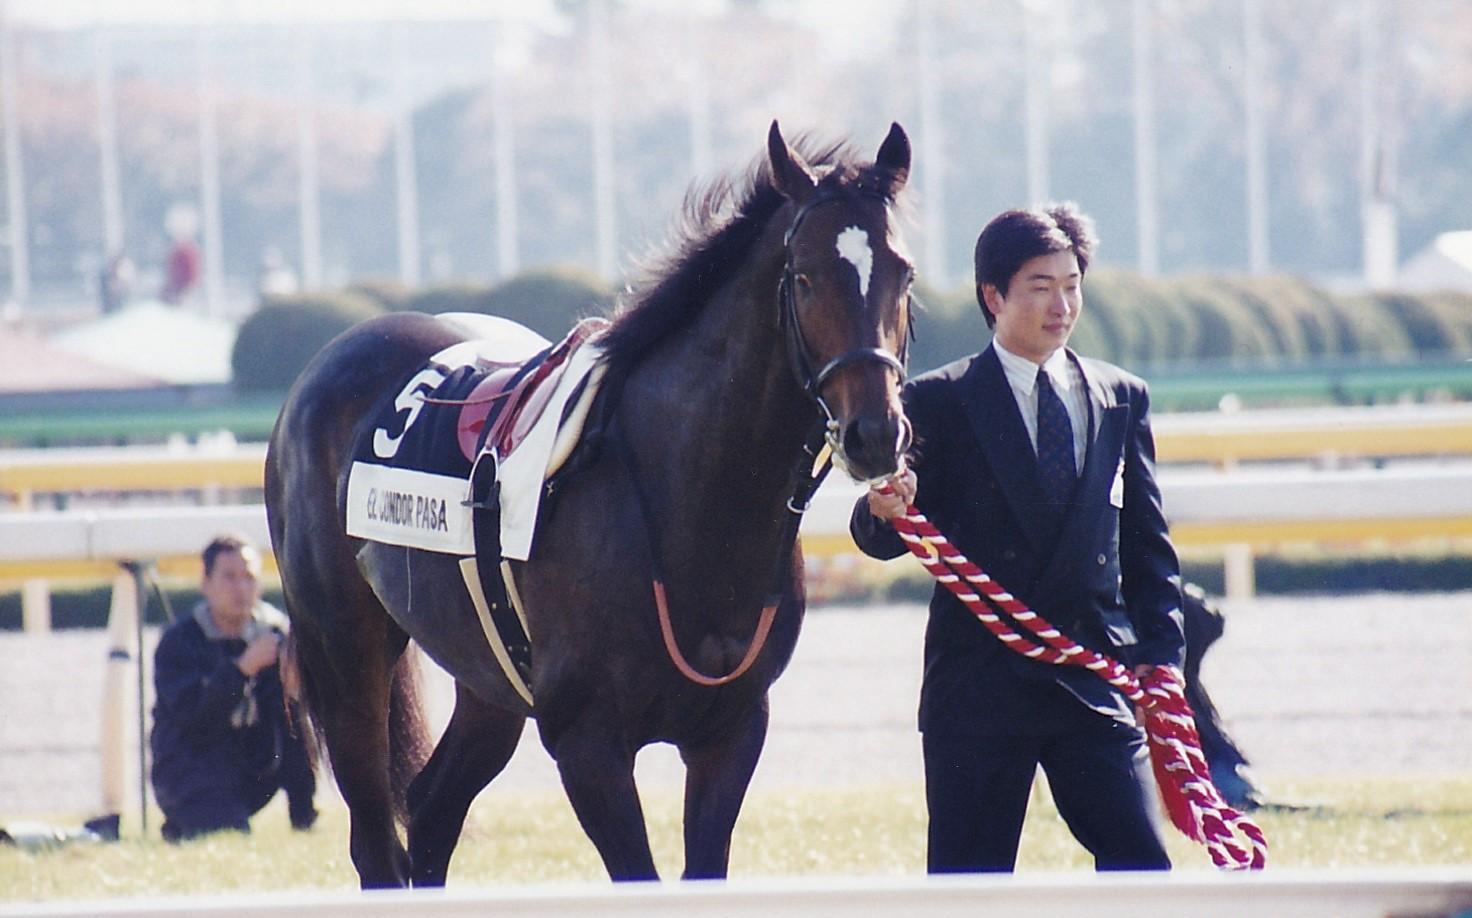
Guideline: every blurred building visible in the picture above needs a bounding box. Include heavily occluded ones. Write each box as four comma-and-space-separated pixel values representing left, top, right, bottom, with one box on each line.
1398, 231, 1472, 294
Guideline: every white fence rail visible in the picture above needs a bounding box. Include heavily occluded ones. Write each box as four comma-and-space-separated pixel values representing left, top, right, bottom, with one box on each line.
3, 462, 1471, 631
801, 463, 1472, 546
4, 462, 1472, 579
3, 870, 1470, 918
6, 504, 270, 565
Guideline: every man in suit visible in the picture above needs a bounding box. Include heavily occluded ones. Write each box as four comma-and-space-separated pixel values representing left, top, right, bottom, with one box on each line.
851, 203, 1185, 873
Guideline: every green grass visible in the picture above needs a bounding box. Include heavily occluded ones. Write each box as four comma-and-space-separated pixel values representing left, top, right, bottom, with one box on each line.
4, 775, 1471, 902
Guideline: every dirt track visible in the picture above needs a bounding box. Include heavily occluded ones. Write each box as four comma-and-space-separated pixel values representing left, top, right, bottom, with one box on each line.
3, 593, 1469, 820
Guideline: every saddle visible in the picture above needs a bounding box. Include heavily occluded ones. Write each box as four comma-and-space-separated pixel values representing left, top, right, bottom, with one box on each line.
455, 316, 607, 471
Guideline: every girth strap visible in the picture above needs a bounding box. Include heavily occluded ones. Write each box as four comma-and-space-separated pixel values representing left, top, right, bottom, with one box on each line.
466, 454, 533, 697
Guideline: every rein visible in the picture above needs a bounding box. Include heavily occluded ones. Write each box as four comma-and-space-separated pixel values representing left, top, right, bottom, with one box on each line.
876, 480, 1268, 871
613, 420, 832, 686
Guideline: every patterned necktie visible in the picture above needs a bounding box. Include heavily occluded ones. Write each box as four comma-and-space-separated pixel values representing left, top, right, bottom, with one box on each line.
1035, 366, 1077, 501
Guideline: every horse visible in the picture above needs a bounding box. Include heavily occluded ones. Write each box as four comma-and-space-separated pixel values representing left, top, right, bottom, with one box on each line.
264, 121, 915, 888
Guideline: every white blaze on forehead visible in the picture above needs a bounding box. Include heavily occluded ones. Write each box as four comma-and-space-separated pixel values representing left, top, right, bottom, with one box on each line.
835, 226, 874, 301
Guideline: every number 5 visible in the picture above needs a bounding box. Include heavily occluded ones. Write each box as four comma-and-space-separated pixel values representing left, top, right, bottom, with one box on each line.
373, 367, 447, 459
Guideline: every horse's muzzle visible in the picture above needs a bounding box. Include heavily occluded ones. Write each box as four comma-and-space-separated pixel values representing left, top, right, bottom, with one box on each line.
837, 410, 911, 484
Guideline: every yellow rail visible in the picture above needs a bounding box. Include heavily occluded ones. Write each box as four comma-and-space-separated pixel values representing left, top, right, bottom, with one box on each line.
0, 449, 265, 496
2, 407, 1471, 497
1152, 409, 1472, 463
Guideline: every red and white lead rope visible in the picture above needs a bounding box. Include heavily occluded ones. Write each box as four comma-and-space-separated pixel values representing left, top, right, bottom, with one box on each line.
877, 480, 1267, 871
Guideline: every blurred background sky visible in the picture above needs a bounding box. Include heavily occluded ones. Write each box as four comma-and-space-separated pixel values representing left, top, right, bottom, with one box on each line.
0, 0, 1468, 317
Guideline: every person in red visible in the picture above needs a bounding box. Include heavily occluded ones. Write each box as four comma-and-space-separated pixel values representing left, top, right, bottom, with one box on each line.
851, 203, 1185, 873
161, 238, 201, 305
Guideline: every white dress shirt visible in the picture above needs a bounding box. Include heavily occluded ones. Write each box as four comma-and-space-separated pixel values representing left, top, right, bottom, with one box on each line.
992, 339, 1089, 473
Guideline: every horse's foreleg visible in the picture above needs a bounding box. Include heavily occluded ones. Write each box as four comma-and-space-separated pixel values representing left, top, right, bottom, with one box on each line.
407, 682, 526, 886
678, 698, 770, 880
548, 723, 659, 881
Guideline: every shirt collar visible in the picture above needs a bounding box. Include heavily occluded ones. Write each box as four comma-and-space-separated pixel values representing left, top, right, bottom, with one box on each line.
992, 339, 1073, 395
192, 601, 279, 642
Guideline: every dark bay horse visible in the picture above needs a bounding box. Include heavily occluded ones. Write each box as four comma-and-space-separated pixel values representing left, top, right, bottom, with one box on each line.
264, 122, 914, 887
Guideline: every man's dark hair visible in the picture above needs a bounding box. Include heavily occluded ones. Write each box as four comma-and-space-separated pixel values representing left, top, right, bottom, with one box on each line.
973, 202, 1098, 328
202, 534, 254, 577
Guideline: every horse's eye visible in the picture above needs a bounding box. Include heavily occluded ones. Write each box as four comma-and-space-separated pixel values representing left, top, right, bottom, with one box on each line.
794, 273, 813, 294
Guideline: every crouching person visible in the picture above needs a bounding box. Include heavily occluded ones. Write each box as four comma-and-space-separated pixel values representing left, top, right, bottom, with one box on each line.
150, 535, 317, 842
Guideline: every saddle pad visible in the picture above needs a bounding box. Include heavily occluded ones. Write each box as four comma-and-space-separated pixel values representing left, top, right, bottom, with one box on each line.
495, 335, 605, 559
344, 315, 604, 557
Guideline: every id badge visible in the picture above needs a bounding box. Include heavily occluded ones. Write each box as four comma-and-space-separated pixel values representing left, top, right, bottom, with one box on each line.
1109, 458, 1125, 508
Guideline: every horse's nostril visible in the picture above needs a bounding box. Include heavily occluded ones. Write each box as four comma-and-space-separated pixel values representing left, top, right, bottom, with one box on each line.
843, 417, 893, 463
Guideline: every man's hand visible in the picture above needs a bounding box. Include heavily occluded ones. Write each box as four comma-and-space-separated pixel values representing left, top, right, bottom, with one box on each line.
867, 467, 917, 521
1132, 663, 1162, 724
237, 632, 282, 677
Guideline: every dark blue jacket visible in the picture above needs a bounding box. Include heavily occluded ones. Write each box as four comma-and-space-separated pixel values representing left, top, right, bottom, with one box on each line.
150, 603, 314, 833
851, 346, 1185, 735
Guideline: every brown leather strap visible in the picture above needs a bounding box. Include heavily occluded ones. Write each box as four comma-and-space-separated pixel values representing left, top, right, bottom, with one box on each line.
652, 581, 779, 687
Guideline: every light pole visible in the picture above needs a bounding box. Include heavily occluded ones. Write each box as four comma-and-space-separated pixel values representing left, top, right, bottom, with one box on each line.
1131, 0, 1159, 277
491, 25, 519, 280
1, 0, 31, 306
915, 0, 948, 288
195, 12, 226, 315
391, 24, 422, 288
1243, 0, 1269, 275
295, 27, 323, 290
588, 0, 617, 282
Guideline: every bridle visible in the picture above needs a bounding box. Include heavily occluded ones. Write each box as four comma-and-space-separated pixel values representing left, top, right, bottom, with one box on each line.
778, 189, 911, 470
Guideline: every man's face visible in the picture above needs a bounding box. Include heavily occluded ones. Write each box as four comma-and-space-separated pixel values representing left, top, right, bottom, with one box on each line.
983, 250, 1083, 364
201, 548, 261, 633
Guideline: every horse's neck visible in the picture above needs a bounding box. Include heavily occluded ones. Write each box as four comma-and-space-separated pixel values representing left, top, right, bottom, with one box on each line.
622, 219, 813, 561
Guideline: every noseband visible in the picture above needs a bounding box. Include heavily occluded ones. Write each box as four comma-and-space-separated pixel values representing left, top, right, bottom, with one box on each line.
778, 190, 909, 452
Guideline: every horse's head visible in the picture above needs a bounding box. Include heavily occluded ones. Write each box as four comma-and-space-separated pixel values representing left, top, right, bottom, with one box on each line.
768, 121, 914, 484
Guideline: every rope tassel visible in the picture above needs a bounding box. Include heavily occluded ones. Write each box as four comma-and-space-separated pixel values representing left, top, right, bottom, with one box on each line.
878, 483, 1267, 871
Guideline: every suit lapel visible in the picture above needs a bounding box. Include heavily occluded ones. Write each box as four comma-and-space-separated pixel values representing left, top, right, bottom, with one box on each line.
958, 346, 1051, 553
1075, 351, 1119, 488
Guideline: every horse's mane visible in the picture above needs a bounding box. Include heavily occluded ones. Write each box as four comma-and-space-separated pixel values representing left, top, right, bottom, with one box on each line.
598, 137, 906, 380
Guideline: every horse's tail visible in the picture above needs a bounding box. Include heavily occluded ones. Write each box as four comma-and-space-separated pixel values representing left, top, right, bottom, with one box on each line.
280, 630, 433, 827
386, 646, 433, 825
279, 628, 325, 778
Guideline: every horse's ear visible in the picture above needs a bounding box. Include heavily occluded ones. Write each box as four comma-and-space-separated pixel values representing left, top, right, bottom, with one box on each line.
875, 122, 911, 190
768, 120, 817, 202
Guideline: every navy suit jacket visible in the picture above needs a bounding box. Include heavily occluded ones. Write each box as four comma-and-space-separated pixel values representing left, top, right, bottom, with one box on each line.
851, 345, 1185, 735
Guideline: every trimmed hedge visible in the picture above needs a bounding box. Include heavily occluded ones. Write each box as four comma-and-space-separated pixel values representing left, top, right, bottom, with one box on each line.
345, 278, 413, 312
1373, 292, 1472, 355
233, 268, 1472, 389
231, 291, 385, 391
397, 268, 615, 341
908, 269, 1470, 372
232, 268, 616, 390
909, 281, 986, 375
